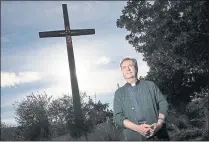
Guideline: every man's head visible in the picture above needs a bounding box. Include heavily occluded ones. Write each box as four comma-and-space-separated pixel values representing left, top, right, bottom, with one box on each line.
120, 57, 138, 80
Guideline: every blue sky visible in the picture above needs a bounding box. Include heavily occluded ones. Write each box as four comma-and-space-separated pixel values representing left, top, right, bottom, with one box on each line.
1, 1, 150, 126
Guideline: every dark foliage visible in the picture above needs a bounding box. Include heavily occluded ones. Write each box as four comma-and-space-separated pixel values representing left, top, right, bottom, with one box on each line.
117, 0, 208, 140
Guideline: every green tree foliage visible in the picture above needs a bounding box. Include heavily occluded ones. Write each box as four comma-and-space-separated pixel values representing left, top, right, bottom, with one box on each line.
48, 94, 73, 137
84, 97, 113, 125
185, 87, 209, 139
1, 122, 19, 141
186, 87, 208, 120
117, 0, 208, 140
13, 92, 52, 141
66, 94, 113, 140
11, 92, 114, 141
117, 0, 208, 107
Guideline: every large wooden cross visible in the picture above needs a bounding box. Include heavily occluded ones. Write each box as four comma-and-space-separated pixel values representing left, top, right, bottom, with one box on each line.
39, 4, 95, 135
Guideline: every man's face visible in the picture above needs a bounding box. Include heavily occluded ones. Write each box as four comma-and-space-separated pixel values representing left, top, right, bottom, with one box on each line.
121, 60, 137, 80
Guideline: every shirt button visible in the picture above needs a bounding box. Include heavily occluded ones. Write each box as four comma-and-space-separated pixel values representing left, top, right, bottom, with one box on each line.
132, 107, 134, 110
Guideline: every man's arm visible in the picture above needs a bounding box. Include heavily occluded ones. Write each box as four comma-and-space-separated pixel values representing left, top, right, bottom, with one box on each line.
150, 82, 168, 135
123, 119, 139, 131
113, 90, 127, 128
153, 82, 169, 119
150, 113, 166, 135
157, 113, 166, 124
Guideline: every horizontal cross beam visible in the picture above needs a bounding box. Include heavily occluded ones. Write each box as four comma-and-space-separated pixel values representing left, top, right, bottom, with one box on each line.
39, 29, 95, 38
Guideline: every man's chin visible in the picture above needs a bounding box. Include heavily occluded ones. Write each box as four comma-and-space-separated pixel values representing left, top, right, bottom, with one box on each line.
125, 76, 135, 80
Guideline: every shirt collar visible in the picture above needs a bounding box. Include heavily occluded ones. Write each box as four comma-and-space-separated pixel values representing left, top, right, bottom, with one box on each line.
126, 79, 140, 87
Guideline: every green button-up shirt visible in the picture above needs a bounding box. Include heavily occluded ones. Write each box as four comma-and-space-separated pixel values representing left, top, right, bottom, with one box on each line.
113, 80, 168, 140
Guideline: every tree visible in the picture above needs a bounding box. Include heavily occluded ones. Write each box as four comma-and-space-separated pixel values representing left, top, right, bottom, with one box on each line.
66, 94, 113, 140
117, 0, 208, 107
81, 97, 113, 140
13, 92, 52, 140
117, 0, 208, 140
12, 91, 114, 140
48, 93, 113, 140
1, 122, 19, 141
85, 98, 113, 125
48, 94, 73, 137
186, 87, 208, 128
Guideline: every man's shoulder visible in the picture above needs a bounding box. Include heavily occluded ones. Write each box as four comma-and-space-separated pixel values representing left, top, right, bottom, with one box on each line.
114, 84, 127, 96
139, 79, 154, 85
139, 80, 156, 89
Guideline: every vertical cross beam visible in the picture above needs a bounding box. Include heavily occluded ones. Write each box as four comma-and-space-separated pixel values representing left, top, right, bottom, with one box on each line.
62, 4, 84, 134
38, 4, 95, 137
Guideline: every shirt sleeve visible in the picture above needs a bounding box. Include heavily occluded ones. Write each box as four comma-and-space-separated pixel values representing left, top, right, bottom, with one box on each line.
113, 89, 127, 128
152, 81, 169, 117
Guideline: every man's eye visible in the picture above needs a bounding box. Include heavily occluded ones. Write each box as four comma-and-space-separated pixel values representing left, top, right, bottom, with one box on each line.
122, 66, 128, 70
129, 65, 134, 67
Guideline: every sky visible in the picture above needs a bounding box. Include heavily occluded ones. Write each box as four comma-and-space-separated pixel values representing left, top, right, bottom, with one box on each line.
1, 1, 150, 126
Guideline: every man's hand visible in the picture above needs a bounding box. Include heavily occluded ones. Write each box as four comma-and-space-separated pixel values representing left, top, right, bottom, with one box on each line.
136, 124, 151, 137
149, 114, 165, 137
123, 119, 151, 137
149, 122, 163, 136
123, 119, 152, 137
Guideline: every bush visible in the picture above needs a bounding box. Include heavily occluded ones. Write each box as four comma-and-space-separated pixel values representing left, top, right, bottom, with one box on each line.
1, 123, 17, 141
171, 127, 208, 141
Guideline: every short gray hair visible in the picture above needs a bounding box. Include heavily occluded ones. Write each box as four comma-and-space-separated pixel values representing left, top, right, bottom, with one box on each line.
120, 57, 138, 74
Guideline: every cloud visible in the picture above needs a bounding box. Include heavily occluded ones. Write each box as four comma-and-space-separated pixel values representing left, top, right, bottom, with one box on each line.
1, 118, 17, 126
1, 36, 150, 94
1, 72, 43, 88
1, 1, 150, 126
94, 56, 110, 65
2, 1, 127, 34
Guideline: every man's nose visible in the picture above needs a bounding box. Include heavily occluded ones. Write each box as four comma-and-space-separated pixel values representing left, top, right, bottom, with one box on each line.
126, 66, 130, 71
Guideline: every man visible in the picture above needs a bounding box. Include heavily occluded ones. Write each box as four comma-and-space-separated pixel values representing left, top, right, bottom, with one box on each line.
113, 57, 170, 141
